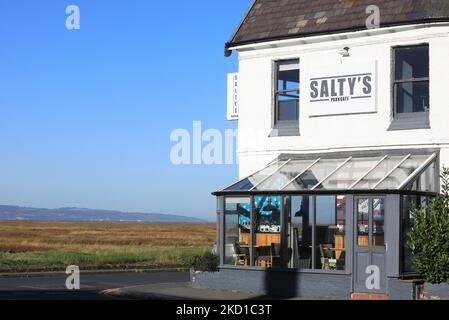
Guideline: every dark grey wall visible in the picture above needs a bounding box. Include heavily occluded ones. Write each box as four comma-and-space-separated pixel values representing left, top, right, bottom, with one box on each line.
193, 268, 352, 299
388, 278, 420, 300
385, 195, 401, 278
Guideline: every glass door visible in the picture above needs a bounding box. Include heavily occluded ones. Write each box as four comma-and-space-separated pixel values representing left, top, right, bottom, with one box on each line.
353, 197, 386, 294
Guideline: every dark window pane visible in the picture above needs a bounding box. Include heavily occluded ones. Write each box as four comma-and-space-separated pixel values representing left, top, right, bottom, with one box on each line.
401, 196, 418, 273
395, 46, 429, 80
372, 198, 385, 246
224, 198, 251, 266
357, 198, 369, 247
396, 81, 429, 113
315, 196, 346, 271
278, 69, 299, 90
277, 96, 299, 121
254, 196, 282, 267
289, 196, 312, 269
276, 60, 299, 123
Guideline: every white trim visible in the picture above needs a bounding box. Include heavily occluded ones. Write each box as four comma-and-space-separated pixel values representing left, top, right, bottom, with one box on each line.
236, 143, 449, 158
397, 153, 438, 190
371, 154, 411, 190
311, 157, 352, 190
348, 155, 389, 190
281, 158, 321, 190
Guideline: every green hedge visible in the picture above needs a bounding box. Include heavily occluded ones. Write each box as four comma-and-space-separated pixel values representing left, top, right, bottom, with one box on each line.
407, 167, 449, 284
187, 252, 219, 272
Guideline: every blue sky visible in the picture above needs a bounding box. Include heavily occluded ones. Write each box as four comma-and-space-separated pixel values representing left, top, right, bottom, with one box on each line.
0, 1, 250, 221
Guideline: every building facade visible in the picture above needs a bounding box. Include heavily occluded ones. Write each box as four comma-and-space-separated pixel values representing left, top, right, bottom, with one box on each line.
198, 0, 449, 299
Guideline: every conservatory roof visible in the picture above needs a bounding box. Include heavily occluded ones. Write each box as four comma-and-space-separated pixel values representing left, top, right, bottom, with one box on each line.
215, 150, 438, 194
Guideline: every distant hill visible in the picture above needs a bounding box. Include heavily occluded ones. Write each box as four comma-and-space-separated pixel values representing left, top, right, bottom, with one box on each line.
0, 205, 206, 223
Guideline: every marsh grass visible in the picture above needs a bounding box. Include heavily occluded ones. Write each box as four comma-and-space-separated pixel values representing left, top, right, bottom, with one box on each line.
0, 221, 215, 272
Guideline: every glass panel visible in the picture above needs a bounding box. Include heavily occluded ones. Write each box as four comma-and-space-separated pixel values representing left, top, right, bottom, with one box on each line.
376, 155, 430, 190
419, 161, 436, 192
224, 161, 282, 191
315, 196, 346, 270
395, 46, 429, 81
357, 198, 369, 247
396, 81, 429, 113
353, 155, 405, 189
401, 195, 418, 273
254, 196, 282, 267
284, 159, 342, 190
256, 160, 315, 191
372, 198, 385, 247
224, 197, 251, 266
289, 196, 312, 269
277, 96, 299, 121
319, 157, 382, 190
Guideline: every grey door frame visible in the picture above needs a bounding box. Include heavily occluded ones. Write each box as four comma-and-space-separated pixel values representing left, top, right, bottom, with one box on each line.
353, 195, 387, 294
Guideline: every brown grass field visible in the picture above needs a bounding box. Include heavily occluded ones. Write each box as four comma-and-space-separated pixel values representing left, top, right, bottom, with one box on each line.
0, 221, 216, 272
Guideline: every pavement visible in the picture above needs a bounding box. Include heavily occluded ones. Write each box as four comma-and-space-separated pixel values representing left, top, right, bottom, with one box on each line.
0, 270, 342, 300
103, 282, 269, 300
0, 270, 190, 300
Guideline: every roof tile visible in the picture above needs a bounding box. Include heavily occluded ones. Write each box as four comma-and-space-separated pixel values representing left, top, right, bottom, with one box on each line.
228, 0, 449, 47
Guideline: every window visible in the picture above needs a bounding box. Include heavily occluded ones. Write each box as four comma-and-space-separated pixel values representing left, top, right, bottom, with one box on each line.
401, 195, 429, 274
315, 196, 346, 271
288, 195, 346, 271
289, 196, 312, 269
390, 45, 430, 130
394, 45, 429, 114
272, 59, 299, 135
224, 197, 251, 266
254, 196, 282, 267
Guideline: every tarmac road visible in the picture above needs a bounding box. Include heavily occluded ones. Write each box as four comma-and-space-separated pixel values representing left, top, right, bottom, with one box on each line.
0, 271, 190, 300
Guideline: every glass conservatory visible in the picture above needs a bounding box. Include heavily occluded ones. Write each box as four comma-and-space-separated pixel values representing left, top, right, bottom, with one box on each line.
211, 149, 439, 296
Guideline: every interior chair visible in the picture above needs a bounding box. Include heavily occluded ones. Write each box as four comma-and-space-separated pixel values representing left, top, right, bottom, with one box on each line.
336, 251, 346, 270
319, 244, 334, 270
256, 246, 272, 267
233, 242, 249, 266
270, 243, 282, 267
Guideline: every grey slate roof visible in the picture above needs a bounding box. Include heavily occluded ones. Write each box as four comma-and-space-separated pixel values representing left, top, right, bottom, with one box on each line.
226, 0, 449, 50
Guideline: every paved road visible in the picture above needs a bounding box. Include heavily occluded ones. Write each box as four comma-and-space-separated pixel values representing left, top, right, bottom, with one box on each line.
0, 271, 189, 300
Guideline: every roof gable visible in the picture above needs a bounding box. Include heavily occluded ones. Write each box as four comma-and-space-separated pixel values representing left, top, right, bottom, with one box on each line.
227, 0, 449, 49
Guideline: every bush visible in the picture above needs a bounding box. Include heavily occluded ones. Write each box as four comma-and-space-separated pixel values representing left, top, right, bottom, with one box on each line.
188, 252, 219, 272
407, 167, 449, 284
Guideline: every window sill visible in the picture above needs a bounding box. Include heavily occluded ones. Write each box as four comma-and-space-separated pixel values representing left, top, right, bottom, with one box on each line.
269, 122, 300, 137
388, 112, 430, 131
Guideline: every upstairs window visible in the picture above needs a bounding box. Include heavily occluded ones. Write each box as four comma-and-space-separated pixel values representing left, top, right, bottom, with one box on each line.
274, 59, 299, 132
393, 45, 429, 115
389, 45, 430, 130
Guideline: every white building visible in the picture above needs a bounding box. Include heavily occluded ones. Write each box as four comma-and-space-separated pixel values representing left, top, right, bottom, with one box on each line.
200, 0, 449, 299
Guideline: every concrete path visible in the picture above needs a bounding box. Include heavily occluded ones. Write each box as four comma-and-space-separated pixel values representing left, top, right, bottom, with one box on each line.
0, 271, 189, 300
103, 282, 269, 300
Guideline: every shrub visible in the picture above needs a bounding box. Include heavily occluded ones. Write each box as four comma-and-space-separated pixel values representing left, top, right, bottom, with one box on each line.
188, 252, 219, 272
407, 167, 449, 284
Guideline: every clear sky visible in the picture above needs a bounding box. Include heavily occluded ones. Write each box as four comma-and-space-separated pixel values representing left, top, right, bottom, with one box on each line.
0, 0, 250, 221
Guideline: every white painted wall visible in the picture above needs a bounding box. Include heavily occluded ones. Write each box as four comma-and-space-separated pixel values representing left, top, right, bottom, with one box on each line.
233, 24, 449, 180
